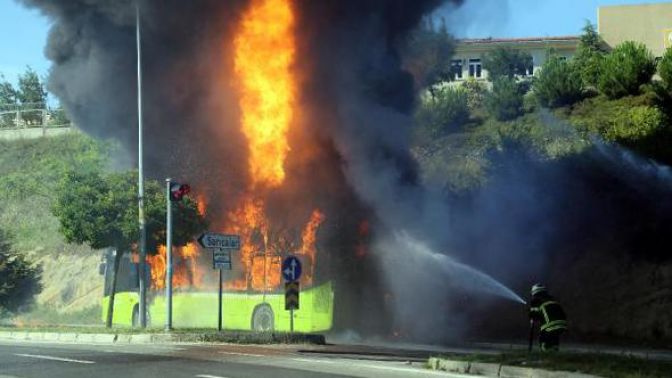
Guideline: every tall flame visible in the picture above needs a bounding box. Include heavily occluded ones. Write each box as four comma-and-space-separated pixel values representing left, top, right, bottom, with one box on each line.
148, 243, 203, 290
234, 0, 296, 188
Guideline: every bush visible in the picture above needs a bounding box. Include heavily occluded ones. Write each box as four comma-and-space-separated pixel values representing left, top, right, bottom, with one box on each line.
485, 77, 525, 121
659, 47, 672, 92
0, 230, 41, 315
460, 77, 487, 112
606, 105, 665, 141
534, 56, 584, 108
416, 86, 469, 137
598, 41, 656, 99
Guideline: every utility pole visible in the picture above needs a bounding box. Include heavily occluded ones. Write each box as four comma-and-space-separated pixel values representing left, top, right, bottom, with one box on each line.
136, 0, 148, 328
165, 178, 173, 331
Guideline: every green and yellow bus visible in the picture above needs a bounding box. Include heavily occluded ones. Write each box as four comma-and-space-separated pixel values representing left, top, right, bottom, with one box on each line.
99, 250, 334, 332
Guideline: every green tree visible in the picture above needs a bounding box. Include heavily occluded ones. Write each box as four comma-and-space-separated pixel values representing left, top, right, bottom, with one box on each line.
52, 170, 207, 327
485, 77, 525, 121
659, 47, 672, 93
17, 67, 47, 126
17, 67, 46, 106
482, 47, 533, 81
574, 22, 608, 87
416, 86, 469, 137
0, 230, 41, 316
534, 55, 584, 108
598, 41, 656, 99
402, 17, 456, 89
0, 76, 17, 128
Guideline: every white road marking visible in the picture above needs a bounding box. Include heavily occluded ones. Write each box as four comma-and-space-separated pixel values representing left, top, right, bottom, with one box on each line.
195, 375, 231, 378
218, 351, 265, 358
14, 353, 95, 364
291, 357, 335, 364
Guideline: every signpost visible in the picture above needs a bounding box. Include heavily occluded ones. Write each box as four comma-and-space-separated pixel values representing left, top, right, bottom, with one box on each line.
198, 232, 240, 331
282, 255, 302, 333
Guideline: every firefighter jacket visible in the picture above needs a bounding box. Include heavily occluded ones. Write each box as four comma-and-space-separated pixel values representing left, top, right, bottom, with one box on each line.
529, 293, 568, 333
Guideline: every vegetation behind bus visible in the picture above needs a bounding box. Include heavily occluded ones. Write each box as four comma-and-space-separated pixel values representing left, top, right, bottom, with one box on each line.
52, 170, 207, 328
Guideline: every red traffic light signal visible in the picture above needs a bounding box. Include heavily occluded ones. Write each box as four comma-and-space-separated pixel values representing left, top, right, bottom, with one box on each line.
169, 182, 191, 202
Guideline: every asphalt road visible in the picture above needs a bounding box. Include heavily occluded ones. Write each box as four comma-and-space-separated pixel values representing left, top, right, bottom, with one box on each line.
0, 340, 469, 378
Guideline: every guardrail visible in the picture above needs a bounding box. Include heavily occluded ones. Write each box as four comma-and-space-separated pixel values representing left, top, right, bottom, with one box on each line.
0, 102, 72, 130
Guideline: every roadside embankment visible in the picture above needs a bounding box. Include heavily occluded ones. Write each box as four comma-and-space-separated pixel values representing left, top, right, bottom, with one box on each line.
428, 351, 672, 378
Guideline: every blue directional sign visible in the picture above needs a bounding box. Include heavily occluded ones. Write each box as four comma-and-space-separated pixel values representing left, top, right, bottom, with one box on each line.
281, 256, 302, 282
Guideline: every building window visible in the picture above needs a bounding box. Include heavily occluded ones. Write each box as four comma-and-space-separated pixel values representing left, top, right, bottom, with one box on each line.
451, 60, 463, 80
526, 58, 534, 76
468, 59, 482, 78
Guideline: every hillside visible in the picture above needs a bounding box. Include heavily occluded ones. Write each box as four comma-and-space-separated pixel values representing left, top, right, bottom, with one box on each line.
0, 132, 116, 322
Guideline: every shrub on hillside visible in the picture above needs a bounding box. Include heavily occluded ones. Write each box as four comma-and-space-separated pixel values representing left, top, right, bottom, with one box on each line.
607, 105, 666, 141
0, 230, 41, 315
416, 86, 469, 137
460, 77, 487, 112
485, 77, 524, 121
659, 47, 672, 92
598, 41, 656, 99
534, 55, 584, 108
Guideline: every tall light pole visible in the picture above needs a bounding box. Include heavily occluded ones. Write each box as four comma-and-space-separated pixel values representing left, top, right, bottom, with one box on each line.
136, 0, 148, 328
165, 178, 173, 331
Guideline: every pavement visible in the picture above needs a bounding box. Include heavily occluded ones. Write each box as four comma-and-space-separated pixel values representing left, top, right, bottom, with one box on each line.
0, 340, 471, 378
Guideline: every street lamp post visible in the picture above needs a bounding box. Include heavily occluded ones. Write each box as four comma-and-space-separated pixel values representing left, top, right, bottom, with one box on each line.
136, 0, 148, 329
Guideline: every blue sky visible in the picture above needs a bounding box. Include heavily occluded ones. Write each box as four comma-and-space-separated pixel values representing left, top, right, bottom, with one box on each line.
0, 0, 671, 86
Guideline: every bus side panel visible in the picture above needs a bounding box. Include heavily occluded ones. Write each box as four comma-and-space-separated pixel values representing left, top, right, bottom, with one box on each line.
101, 292, 138, 326
149, 292, 256, 330
276, 281, 334, 332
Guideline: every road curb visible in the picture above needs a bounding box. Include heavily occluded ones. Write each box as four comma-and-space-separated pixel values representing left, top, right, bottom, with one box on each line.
0, 330, 325, 345
427, 357, 601, 378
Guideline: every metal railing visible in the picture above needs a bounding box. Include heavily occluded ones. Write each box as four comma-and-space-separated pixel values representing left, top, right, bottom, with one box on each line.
0, 102, 72, 130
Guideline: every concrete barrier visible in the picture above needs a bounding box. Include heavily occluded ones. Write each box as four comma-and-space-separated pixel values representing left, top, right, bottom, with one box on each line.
0, 330, 326, 346
438, 359, 471, 374
500, 365, 534, 378
428, 357, 603, 378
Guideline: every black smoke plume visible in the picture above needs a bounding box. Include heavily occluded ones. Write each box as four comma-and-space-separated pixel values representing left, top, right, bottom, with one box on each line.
19, 0, 468, 338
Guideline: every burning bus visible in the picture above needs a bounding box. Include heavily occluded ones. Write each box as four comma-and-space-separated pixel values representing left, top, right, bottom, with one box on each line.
99, 233, 334, 332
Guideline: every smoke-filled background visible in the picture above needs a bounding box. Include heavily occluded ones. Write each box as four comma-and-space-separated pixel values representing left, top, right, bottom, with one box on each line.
17, 0, 672, 344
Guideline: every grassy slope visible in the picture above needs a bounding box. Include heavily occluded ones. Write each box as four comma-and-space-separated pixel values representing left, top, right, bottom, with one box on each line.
0, 133, 115, 323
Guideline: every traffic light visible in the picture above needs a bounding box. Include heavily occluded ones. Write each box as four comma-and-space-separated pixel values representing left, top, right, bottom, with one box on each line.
169, 182, 191, 201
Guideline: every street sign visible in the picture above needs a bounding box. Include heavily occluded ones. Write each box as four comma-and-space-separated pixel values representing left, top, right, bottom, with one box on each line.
281, 255, 302, 282
285, 281, 299, 310
213, 249, 232, 270
198, 233, 241, 250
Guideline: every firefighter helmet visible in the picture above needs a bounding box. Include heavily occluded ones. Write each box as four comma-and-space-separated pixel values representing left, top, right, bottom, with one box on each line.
531, 283, 547, 296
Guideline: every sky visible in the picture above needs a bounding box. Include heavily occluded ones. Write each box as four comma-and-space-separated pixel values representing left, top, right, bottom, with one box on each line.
0, 0, 670, 88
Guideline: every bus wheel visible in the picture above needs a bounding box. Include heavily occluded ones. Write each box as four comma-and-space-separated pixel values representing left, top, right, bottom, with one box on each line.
251, 304, 274, 332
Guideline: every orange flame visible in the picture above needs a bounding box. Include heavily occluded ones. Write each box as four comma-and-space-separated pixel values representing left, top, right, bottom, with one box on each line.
298, 209, 325, 284
148, 243, 203, 290
196, 194, 207, 216
234, 0, 296, 188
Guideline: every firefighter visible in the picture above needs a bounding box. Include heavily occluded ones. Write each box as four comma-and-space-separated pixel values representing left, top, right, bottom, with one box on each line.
529, 284, 567, 351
